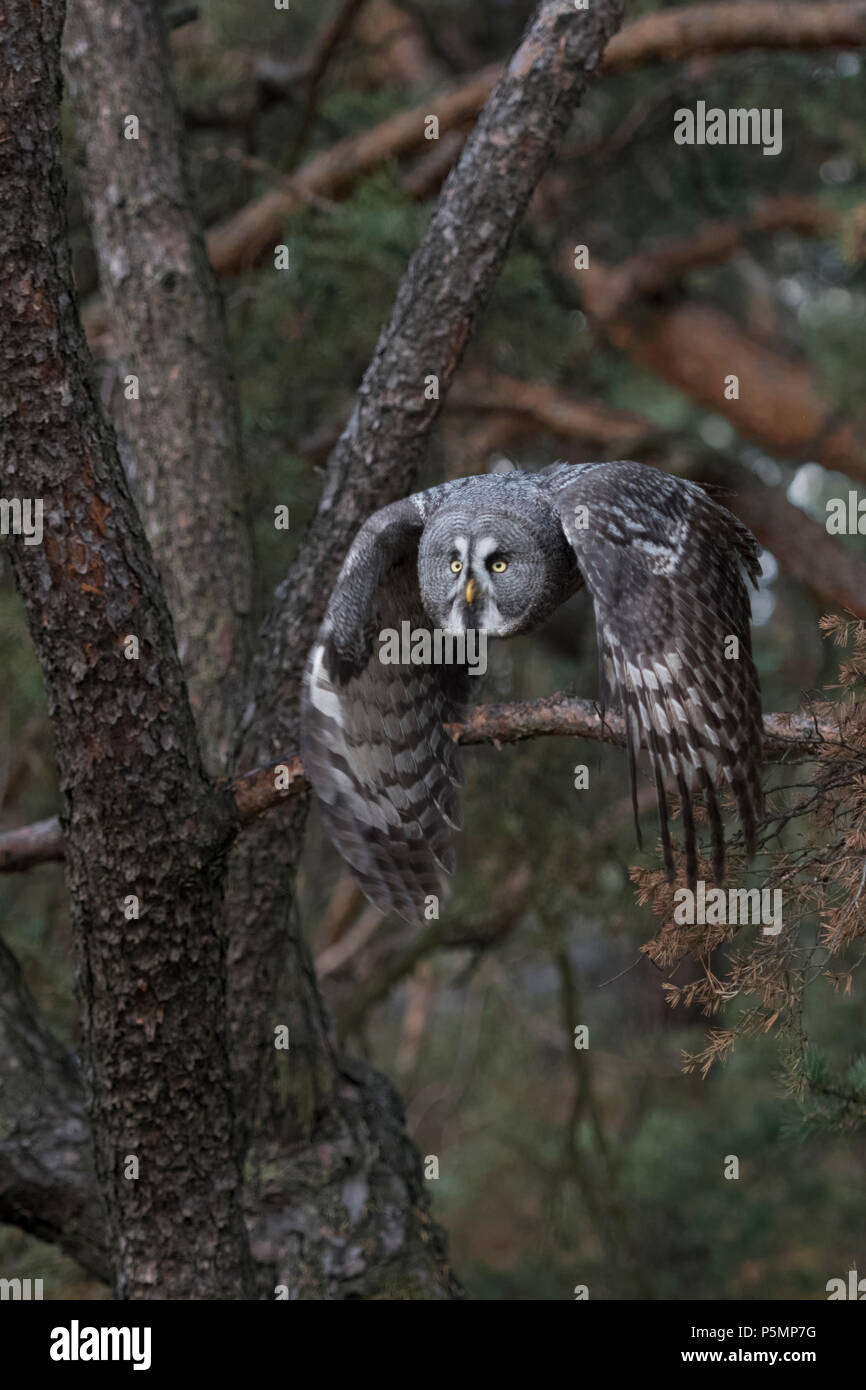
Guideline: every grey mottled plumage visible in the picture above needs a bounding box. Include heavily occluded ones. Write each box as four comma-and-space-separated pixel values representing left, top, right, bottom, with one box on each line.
301, 461, 764, 925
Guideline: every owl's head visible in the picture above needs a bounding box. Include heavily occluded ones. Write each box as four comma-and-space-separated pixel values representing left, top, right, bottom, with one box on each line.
417, 501, 577, 638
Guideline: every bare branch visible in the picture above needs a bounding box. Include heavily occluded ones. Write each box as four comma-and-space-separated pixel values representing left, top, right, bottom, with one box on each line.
448, 697, 837, 762
0, 816, 66, 873
287, 0, 368, 164
605, 1, 866, 70
0, 700, 833, 875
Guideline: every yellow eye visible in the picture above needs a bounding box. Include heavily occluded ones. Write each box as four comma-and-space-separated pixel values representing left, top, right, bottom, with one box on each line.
491, 559, 508, 573
450, 559, 463, 574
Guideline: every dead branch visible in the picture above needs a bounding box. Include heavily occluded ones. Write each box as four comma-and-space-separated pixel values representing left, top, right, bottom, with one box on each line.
449, 698, 836, 761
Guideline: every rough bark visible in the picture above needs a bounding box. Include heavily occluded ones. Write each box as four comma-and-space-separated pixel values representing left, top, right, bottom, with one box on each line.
0, 0, 252, 1299
64, 0, 254, 775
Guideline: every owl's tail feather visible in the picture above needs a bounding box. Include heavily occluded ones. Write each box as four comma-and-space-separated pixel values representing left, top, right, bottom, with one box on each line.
699, 765, 727, 888
647, 726, 675, 883
625, 706, 644, 852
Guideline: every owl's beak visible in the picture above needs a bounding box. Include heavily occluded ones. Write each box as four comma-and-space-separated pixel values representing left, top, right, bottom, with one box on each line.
464, 577, 478, 606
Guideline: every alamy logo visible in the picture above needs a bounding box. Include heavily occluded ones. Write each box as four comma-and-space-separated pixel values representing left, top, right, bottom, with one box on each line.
0, 1277, 43, 1299
674, 881, 782, 935
826, 1269, 866, 1299
826, 491, 866, 535
50, 1321, 152, 1371
0, 497, 43, 545
378, 621, 487, 676
674, 102, 782, 157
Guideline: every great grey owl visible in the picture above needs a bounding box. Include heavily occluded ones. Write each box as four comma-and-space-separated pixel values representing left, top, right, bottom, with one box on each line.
301, 460, 764, 925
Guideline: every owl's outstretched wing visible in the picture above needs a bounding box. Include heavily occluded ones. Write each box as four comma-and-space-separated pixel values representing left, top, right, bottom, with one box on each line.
546, 461, 763, 889
301, 492, 468, 926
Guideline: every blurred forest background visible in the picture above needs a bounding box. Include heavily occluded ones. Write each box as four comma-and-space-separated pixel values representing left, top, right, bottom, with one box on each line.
2, 0, 866, 1299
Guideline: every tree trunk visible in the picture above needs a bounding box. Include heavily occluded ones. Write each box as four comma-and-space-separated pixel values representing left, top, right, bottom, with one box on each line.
0, 0, 253, 1299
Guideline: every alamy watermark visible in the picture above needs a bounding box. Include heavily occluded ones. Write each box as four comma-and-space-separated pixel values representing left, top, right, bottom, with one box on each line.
826, 1268, 866, 1299
674, 881, 783, 935
378, 621, 487, 676
0, 497, 43, 545
826, 490, 866, 535
0, 1276, 43, 1299
50, 1321, 151, 1371
674, 101, 782, 157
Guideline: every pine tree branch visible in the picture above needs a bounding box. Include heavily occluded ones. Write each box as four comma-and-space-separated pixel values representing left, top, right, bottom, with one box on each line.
0, 701, 834, 875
